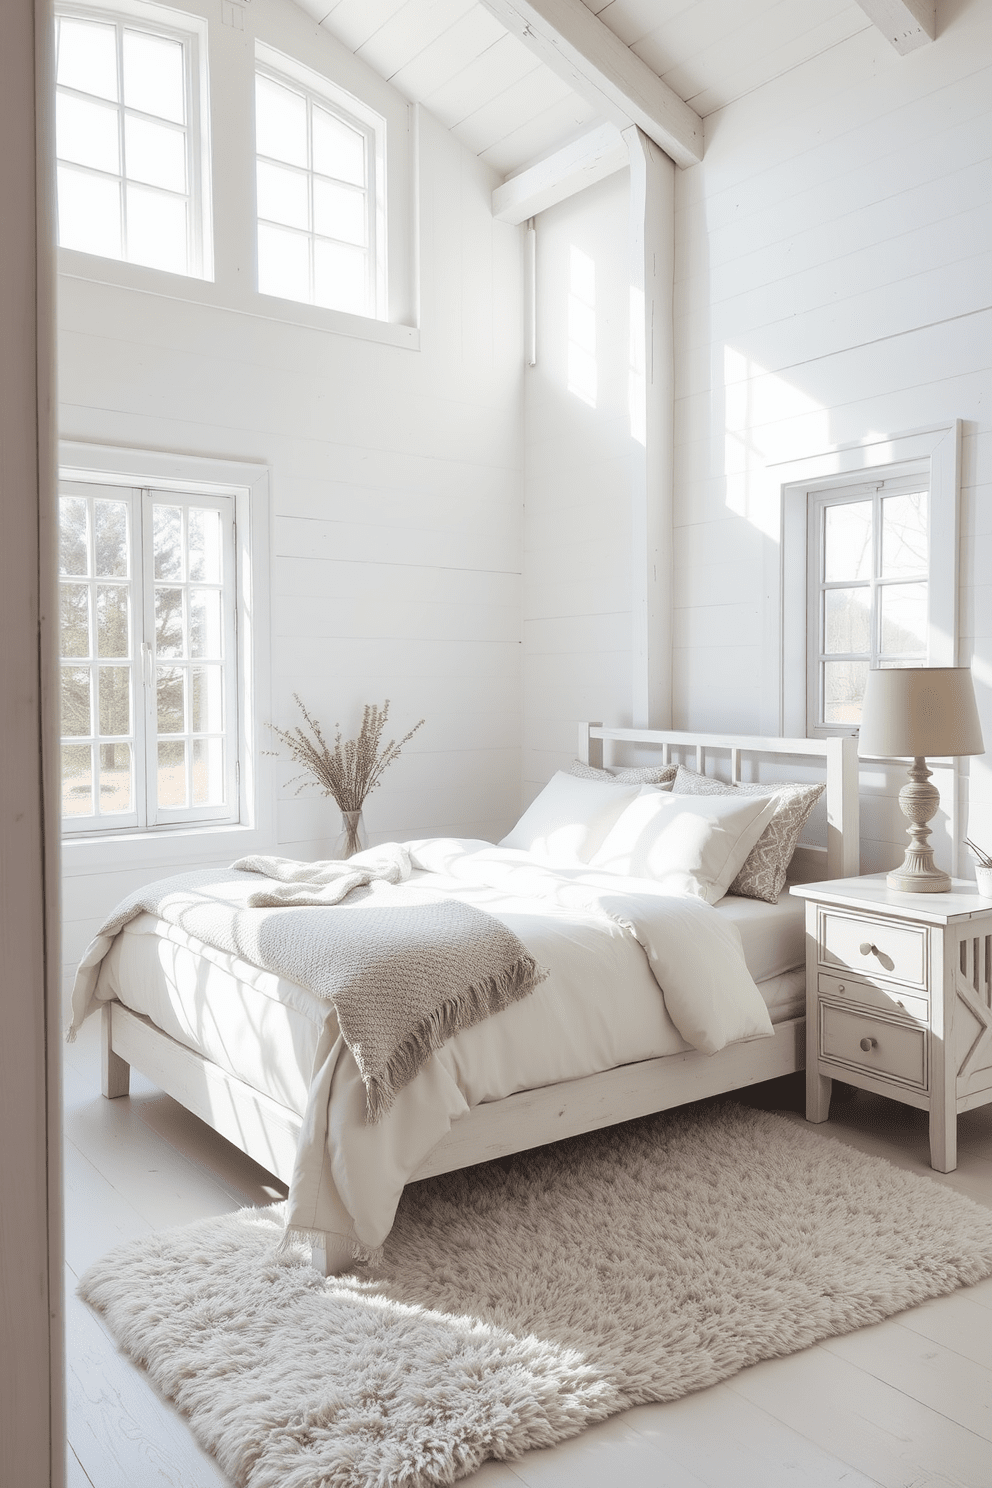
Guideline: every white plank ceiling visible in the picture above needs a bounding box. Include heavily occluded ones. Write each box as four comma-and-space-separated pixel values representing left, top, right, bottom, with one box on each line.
296, 0, 874, 177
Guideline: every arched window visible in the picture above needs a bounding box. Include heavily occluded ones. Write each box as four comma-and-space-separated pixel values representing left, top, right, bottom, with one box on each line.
254, 47, 385, 320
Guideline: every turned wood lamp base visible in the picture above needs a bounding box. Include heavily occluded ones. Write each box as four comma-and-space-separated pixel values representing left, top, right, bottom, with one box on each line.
887, 757, 952, 894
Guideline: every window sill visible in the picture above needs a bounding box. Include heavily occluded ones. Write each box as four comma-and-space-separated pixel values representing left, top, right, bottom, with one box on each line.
61, 820, 271, 877
58, 248, 420, 350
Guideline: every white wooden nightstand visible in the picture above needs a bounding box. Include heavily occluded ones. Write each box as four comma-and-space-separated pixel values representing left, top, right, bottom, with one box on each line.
790, 875, 992, 1171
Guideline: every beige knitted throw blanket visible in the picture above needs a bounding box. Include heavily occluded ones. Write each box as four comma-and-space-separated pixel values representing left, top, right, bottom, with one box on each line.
68, 846, 547, 1123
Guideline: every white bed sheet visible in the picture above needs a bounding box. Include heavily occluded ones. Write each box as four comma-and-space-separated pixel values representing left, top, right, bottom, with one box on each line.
96, 889, 806, 1123
719, 889, 806, 984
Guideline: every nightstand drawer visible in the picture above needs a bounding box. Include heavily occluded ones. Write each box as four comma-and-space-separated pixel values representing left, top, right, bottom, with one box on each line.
819, 910, 927, 988
817, 972, 928, 1023
819, 1003, 927, 1089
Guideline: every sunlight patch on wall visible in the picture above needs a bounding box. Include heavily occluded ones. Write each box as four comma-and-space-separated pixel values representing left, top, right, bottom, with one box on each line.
723, 345, 829, 539
628, 285, 645, 446
567, 246, 597, 408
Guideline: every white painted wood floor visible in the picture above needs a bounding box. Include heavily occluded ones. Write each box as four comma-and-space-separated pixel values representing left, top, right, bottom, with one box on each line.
63, 1015, 992, 1488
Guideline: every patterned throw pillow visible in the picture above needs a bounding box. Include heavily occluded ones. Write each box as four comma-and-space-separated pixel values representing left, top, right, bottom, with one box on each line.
671, 765, 824, 903
569, 759, 677, 787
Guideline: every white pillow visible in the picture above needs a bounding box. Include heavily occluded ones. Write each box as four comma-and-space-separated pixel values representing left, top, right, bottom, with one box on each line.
498, 772, 643, 865
589, 790, 781, 903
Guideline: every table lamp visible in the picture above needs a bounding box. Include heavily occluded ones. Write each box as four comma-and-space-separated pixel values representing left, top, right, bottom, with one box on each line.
858, 666, 984, 892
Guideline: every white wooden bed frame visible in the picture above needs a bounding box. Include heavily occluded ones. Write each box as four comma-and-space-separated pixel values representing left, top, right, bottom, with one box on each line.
101, 725, 860, 1268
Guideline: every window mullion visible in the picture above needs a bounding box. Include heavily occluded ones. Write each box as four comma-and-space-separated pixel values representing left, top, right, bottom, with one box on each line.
140, 489, 160, 827
871, 491, 881, 669
130, 487, 147, 830
85, 496, 97, 820
182, 505, 193, 812
223, 511, 239, 817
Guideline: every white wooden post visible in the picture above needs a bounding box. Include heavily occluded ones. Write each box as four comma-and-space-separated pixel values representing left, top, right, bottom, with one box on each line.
578, 721, 604, 769
0, 0, 64, 1481
625, 125, 674, 730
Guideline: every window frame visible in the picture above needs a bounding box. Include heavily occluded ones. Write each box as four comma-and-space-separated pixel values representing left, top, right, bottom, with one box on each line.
806, 473, 932, 734
779, 422, 960, 739
253, 42, 387, 322
58, 443, 271, 867
54, 0, 213, 280
59, 480, 240, 835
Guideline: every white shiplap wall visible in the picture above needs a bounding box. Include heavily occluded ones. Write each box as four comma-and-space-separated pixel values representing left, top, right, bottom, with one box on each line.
672, 0, 991, 876
522, 169, 635, 799
58, 0, 524, 1003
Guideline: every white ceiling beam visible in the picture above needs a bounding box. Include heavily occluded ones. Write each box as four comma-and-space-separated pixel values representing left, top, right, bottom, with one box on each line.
492, 123, 628, 223
855, 0, 936, 54
476, 0, 703, 169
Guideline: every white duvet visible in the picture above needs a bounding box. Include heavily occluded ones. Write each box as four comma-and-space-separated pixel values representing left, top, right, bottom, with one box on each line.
87, 839, 777, 1260
286, 839, 776, 1256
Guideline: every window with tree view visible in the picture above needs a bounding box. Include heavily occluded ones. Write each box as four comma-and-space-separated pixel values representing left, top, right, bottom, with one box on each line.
809, 480, 929, 732
59, 481, 238, 832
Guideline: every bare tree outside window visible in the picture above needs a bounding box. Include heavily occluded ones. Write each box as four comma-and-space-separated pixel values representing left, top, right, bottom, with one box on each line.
58, 481, 236, 831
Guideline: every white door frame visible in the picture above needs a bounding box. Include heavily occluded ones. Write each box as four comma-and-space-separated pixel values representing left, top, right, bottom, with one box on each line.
0, 2, 64, 1485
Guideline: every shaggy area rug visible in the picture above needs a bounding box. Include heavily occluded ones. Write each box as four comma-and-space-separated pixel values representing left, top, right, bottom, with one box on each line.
79, 1103, 992, 1488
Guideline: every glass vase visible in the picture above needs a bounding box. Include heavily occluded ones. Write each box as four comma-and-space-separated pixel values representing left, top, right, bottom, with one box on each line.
334, 808, 367, 859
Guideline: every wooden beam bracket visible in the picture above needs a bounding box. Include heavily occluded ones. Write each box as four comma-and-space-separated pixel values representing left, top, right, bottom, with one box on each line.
855, 0, 936, 54
477, 0, 703, 168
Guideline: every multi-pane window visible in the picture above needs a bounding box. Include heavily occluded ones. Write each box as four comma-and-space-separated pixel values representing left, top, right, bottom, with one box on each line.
254, 67, 378, 317
809, 480, 929, 730
55, 8, 204, 276
59, 481, 238, 832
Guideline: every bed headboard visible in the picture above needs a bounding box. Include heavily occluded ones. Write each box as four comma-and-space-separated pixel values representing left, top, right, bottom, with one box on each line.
577, 723, 860, 883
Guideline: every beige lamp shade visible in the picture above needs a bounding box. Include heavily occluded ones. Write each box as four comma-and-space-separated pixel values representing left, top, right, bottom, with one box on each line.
858, 667, 984, 760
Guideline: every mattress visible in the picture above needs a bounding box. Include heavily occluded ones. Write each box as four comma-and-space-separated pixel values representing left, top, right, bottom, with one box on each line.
96, 889, 807, 1121
719, 888, 806, 984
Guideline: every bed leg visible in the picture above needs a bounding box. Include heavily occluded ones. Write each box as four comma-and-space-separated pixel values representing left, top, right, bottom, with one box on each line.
101, 1004, 130, 1099
310, 1233, 354, 1278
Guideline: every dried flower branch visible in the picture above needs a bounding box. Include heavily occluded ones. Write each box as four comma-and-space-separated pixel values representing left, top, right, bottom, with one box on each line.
966, 836, 992, 869
267, 697, 425, 814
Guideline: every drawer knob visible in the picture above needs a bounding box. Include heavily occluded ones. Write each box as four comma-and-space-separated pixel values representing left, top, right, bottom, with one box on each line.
860, 941, 879, 957
860, 1037, 878, 1052
837, 983, 846, 994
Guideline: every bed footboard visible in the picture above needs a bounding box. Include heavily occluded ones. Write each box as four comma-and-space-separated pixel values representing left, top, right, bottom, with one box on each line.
101, 1001, 805, 1276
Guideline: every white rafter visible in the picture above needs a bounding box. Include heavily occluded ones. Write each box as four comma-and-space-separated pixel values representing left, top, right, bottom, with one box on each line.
476, 0, 703, 169
492, 123, 628, 223
855, 0, 937, 54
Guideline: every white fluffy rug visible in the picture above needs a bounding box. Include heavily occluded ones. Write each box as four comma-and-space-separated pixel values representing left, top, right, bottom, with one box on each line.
79, 1103, 992, 1488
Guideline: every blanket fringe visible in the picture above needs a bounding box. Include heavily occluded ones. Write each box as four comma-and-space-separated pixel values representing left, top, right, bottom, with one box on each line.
362, 953, 548, 1124
279, 1225, 384, 1269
